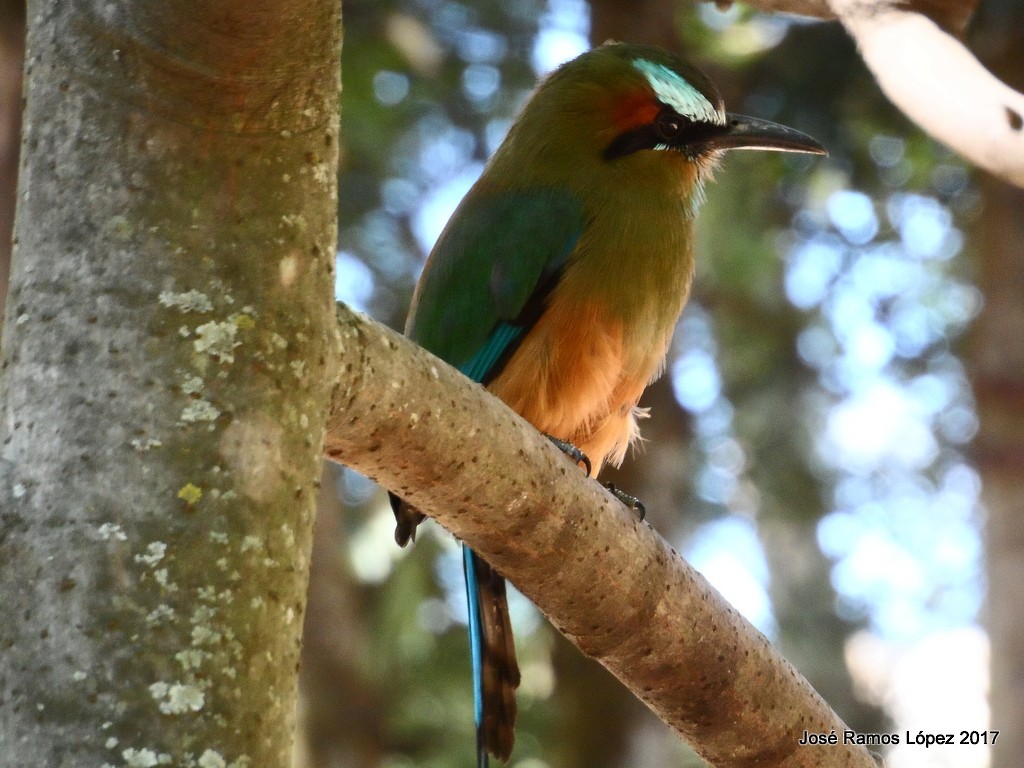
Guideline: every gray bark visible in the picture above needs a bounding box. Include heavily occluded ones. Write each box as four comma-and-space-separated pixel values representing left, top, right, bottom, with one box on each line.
0, 2, 341, 766
325, 304, 878, 768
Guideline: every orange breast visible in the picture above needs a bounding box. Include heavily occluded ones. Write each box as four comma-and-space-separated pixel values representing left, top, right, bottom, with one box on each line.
487, 289, 671, 477
484, 154, 697, 476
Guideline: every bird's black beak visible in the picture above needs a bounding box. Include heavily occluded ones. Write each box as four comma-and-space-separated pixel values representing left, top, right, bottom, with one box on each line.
696, 113, 827, 155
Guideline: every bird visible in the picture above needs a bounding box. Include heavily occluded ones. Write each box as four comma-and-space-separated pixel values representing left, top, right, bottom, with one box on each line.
390, 41, 825, 767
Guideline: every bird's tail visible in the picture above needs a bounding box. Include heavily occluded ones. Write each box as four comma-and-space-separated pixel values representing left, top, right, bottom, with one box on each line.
464, 546, 520, 767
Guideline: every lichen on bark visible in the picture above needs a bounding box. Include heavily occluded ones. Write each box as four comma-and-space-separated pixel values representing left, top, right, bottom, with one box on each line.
0, 2, 342, 766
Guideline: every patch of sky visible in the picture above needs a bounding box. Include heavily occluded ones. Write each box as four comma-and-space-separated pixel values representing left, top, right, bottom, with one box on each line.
888, 193, 961, 260
415, 118, 477, 185
671, 349, 721, 414
694, 398, 735, 439
429, 0, 472, 43
457, 28, 507, 63
887, 310, 929, 359
931, 163, 972, 201
381, 177, 420, 217
938, 403, 979, 445
335, 251, 376, 312
485, 118, 513, 155
347, 507, 410, 585
828, 189, 879, 246
823, 379, 939, 473
373, 70, 410, 106
946, 287, 979, 330
698, 1, 742, 31
338, 466, 380, 507
418, 597, 455, 634
785, 179, 982, 642
357, 210, 412, 282
463, 63, 502, 103
709, 10, 791, 57
869, 136, 913, 188
412, 164, 484, 253
796, 323, 837, 369
532, 0, 589, 75
695, 436, 748, 507
817, 467, 983, 639
670, 306, 721, 414
670, 304, 771, 624
686, 517, 775, 634
842, 320, 896, 376
849, 243, 921, 300
695, 460, 737, 507
435, 545, 468, 625
784, 236, 843, 309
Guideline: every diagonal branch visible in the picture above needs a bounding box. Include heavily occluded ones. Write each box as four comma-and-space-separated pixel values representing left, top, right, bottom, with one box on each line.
718, 0, 976, 34
324, 304, 878, 768
728, 0, 1024, 188
832, 1, 1024, 188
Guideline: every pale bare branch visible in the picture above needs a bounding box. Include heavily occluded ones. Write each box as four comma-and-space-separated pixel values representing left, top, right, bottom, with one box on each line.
719, 0, 1024, 188
835, 3, 1024, 188
324, 304, 879, 768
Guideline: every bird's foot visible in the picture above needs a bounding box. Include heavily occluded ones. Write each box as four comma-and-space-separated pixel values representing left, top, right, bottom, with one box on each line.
545, 434, 591, 477
605, 483, 646, 521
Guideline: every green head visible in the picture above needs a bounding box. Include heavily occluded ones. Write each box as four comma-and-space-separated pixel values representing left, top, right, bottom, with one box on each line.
485, 42, 825, 203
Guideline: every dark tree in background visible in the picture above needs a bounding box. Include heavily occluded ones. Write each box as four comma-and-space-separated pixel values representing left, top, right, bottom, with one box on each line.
970, 2, 1024, 765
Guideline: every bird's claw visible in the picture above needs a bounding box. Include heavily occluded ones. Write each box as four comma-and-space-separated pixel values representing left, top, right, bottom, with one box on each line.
545, 434, 592, 477
605, 483, 646, 521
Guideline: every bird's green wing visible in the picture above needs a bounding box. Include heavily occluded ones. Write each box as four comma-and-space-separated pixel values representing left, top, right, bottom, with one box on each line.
405, 187, 584, 768
407, 187, 585, 383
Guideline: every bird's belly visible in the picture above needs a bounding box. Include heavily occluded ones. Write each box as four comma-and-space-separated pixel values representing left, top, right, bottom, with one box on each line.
487, 294, 673, 476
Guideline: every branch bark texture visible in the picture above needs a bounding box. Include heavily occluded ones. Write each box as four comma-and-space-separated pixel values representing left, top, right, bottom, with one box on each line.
720, 0, 976, 33
727, 0, 1024, 187
833, 1, 1024, 188
325, 305, 878, 768
0, 2, 341, 766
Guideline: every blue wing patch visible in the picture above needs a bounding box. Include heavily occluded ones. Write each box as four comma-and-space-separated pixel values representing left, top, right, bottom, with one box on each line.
459, 323, 523, 384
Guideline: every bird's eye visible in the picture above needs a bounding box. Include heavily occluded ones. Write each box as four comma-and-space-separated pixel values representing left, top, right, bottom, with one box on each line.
655, 110, 689, 142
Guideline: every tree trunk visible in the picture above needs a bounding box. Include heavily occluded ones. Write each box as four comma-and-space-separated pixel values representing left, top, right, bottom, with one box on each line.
972, 176, 1024, 768
971, 177, 1024, 768
969, 6, 1024, 765
0, 2, 341, 766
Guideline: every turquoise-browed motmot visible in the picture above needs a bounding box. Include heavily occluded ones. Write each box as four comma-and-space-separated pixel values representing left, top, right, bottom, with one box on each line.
391, 42, 825, 766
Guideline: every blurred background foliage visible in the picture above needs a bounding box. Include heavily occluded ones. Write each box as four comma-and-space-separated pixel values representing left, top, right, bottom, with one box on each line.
295, 1, 1024, 767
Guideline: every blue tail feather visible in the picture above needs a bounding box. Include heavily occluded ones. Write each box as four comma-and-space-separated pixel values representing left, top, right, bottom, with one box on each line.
463, 544, 488, 767
459, 329, 522, 767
